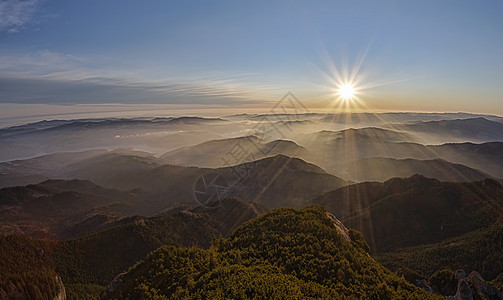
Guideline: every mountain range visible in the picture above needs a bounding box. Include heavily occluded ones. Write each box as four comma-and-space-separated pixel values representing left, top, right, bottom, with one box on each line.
2, 112, 503, 299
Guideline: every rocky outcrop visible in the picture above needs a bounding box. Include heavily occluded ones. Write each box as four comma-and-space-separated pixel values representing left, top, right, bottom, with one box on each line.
467, 271, 503, 300
415, 278, 433, 293
103, 273, 125, 298
54, 276, 66, 300
448, 269, 503, 300
326, 212, 350, 241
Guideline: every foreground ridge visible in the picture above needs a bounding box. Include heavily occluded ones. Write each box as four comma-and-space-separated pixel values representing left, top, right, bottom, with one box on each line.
105, 206, 439, 299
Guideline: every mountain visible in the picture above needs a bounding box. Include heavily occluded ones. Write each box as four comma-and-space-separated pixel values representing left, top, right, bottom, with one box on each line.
376, 218, 503, 282
297, 127, 419, 147
392, 117, 503, 143
104, 206, 438, 299
0, 117, 228, 161
0, 154, 348, 238
0, 149, 107, 188
308, 175, 503, 253
68, 153, 348, 210
301, 133, 503, 178
432, 142, 503, 178
160, 136, 311, 168
227, 155, 347, 208
0, 197, 265, 299
0, 179, 139, 239
339, 157, 492, 182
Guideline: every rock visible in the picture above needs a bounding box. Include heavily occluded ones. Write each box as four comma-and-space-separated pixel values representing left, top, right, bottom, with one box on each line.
456, 269, 467, 281
447, 270, 473, 300
54, 276, 66, 300
415, 278, 433, 293
454, 280, 474, 300
467, 271, 503, 300
325, 212, 350, 241
103, 273, 125, 297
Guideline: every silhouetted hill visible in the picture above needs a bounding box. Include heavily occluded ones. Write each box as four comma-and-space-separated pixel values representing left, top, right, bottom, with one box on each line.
340, 157, 492, 182
308, 175, 503, 252
105, 206, 438, 299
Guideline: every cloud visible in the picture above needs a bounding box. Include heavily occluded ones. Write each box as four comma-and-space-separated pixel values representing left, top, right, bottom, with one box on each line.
0, 51, 285, 105
0, 0, 41, 33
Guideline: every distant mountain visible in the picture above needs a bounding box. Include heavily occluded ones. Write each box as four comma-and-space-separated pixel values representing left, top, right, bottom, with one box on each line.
0, 149, 107, 188
69, 153, 348, 210
340, 157, 492, 182
105, 206, 436, 299
308, 175, 503, 253
160, 136, 311, 168
297, 127, 419, 146
228, 155, 348, 208
298, 131, 503, 178
392, 117, 503, 143
0, 117, 227, 137
432, 142, 503, 178
0, 117, 228, 161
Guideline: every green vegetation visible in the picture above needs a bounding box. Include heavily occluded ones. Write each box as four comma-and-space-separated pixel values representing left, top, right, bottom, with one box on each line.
1, 198, 262, 298
0, 235, 60, 299
311, 176, 503, 253
376, 218, 503, 281
106, 206, 440, 299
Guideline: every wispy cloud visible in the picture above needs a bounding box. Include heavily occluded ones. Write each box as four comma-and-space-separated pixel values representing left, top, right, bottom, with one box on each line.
0, 0, 41, 33
0, 51, 285, 105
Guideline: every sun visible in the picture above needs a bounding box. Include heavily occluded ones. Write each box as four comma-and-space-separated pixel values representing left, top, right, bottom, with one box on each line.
338, 84, 355, 100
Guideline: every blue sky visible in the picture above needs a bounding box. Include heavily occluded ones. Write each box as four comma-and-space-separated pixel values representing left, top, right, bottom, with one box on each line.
1, 0, 502, 114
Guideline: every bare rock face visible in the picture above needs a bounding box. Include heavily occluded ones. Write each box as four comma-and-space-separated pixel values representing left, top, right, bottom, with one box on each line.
416, 278, 433, 293
103, 273, 125, 297
456, 280, 474, 300
54, 276, 66, 300
456, 269, 467, 281
447, 269, 473, 300
448, 269, 503, 300
467, 271, 503, 300
325, 212, 350, 241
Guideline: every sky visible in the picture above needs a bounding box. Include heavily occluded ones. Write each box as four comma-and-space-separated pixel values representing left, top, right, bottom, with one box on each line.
0, 0, 502, 115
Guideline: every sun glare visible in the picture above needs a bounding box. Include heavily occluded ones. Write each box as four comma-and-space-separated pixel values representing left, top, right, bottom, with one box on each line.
338, 84, 355, 101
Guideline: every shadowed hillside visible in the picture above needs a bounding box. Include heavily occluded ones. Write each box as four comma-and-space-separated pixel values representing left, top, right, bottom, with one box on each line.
309, 175, 503, 252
